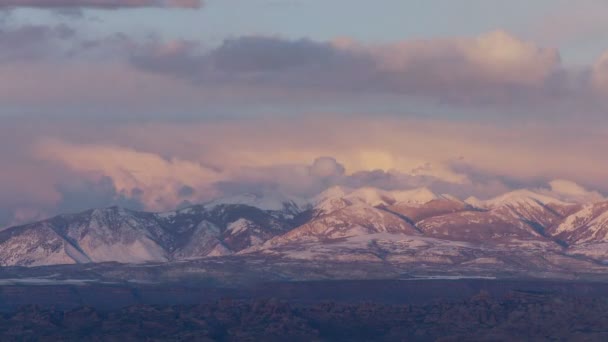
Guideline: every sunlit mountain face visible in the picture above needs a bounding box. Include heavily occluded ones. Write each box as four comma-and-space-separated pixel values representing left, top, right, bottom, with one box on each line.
2, 1, 608, 340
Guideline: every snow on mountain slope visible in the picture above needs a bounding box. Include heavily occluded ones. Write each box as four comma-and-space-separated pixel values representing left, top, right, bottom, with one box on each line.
58, 207, 169, 263
172, 221, 225, 259
0, 202, 299, 266
250, 232, 473, 263
313, 186, 447, 216
0, 207, 169, 266
484, 189, 569, 208
5, 186, 608, 269
313, 186, 353, 214
264, 203, 420, 246
391, 187, 444, 206
343, 186, 444, 207
554, 201, 608, 243
387, 197, 473, 223
481, 190, 573, 234
417, 210, 545, 242
343, 187, 395, 207
567, 242, 608, 261
0, 223, 82, 267
154, 203, 298, 256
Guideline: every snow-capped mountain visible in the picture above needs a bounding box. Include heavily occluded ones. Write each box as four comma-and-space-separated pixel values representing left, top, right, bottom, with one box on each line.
313, 186, 452, 215
264, 202, 420, 247
264, 187, 453, 247
0, 201, 302, 266
3, 186, 608, 273
251, 187, 574, 262
203, 192, 309, 219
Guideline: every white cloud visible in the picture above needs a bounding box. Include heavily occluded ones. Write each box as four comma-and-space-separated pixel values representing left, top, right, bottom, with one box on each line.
546, 179, 605, 203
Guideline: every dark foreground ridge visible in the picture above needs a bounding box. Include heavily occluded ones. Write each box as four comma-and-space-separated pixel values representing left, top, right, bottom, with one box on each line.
4, 278, 608, 311
2, 290, 608, 341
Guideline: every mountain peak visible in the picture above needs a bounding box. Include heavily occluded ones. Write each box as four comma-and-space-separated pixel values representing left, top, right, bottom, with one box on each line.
313, 186, 444, 212
391, 187, 442, 205
205, 192, 306, 212
484, 189, 568, 208
313, 186, 354, 213
344, 187, 394, 206
465, 196, 484, 207
314, 186, 352, 202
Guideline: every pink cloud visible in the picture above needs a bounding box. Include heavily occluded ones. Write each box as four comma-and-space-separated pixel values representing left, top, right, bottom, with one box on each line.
34, 139, 222, 211
347, 30, 560, 88
0, 115, 606, 226
23, 118, 608, 197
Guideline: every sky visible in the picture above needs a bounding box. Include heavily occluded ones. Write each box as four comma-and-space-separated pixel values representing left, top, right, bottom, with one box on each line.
1, 0, 608, 227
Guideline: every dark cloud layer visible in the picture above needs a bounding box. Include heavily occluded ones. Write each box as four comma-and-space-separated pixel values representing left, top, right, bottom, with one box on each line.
129, 33, 588, 105
0, 23, 75, 61
0, 21, 604, 109
130, 36, 372, 90
55, 176, 144, 214
0, 0, 202, 9
209, 158, 519, 204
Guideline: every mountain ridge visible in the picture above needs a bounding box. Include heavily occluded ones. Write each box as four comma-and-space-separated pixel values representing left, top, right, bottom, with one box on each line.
2, 186, 608, 273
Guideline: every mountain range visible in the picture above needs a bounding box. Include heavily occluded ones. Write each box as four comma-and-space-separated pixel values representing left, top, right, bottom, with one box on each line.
2, 186, 608, 278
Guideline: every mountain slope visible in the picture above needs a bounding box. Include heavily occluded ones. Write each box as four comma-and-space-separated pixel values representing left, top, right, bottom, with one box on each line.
553, 201, 608, 244
2, 186, 608, 269
265, 203, 420, 246
0, 222, 85, 266
0, 201, 303, 266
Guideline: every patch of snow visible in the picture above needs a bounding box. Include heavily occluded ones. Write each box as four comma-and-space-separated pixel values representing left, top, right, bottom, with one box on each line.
80, 236, 167, 264
207, 243, 232, 257
556, 204, 595, 234
227, 219, 251, 235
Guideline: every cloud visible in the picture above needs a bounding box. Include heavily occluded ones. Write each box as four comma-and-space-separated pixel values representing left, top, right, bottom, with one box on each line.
0, 0, 202, 9
1, 114, 607, 227
0, 26, 605, 113
0, 115, 598, 223
543, 179, 605, 203
130, 32, 565, 104
102, 117, 608, 191
55, 176, 145, 213
592, 52, 608, 93
365, 30, 559, 87
309, 157, 345, 179
177, 185, 196, 198
34, 139, 222, 211
0, 23, 75, 61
